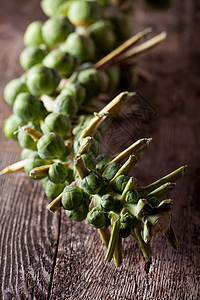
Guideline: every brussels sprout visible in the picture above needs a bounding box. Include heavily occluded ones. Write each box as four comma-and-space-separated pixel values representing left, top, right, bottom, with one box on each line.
105, 66, 121, 92
102, 162, 121, 182
95, 154, 112, 171
68, 1, 100, 26
24, 21, 44, 47
125, 189, 138, 204
81, 153, 96, 170
62, 186, 83, 210
109, 14, 132, 43
20, 45, 49, 70
121, 212, 135, 226
37, 132, 70, 160
41, 0, 72, 17
100, 194, 116, 211
113, 175, 130, 194
26, 64, 60, 96
24, 157, 51, 179
43, 49, 76, 76
3, 114, 25, 140
42, 113, 70, 139
62, 33, 95, 62
4, 78, 29, 105
13, 92, 47, 122
88, 20, 116, 55
147, 196, 160, 207
81, 170, 104, 194
137, 190, 148, 199
18, 122, 41, 150
21, 149, 40, 160
119, 224, 131, 238
49, 162, 73, 184
65, 201, 88, 222
61, 82, 86, 105
77, 68, 101, 99
42, 16, 74, 47
45, 180, 65, 199
87, 207, 107, 228
53, 93, 78, 120
74, 137, 99, 157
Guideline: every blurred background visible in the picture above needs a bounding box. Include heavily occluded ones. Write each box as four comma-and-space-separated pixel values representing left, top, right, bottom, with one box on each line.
0, 0, 199, 299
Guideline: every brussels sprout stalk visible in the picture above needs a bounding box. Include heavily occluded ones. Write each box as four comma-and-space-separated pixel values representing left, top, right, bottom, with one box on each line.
79, 92, 136, 139
115, 32, 167, 65
74, 155, 90, 179
108, 155, 137, 189
47, 192, 63, 212
164, 225, 179, 250
98, 227, 110, 248
94, 27, 152, 70
133, 227, 152, 261
77, 136, 93, 155
23, 126, 43, 141
113, 236, 123, 268
0, 159, 28, 175
138, 165, 187, 193
29, 164, 52, 177
105, 214, 121, 263
108, 138, 151, 165
145, 182, 176, 200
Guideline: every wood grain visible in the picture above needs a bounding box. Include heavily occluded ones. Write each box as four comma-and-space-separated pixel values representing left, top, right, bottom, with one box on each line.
0, 0, 199, 299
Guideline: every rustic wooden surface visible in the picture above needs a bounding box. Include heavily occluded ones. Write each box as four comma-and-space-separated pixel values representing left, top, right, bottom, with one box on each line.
0, 0, 199, 299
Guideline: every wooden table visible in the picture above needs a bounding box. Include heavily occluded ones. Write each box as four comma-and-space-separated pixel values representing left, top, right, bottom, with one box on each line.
0, 1, 199, 299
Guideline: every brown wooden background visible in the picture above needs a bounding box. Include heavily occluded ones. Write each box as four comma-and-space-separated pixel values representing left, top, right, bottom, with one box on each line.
0, 0, 199, 299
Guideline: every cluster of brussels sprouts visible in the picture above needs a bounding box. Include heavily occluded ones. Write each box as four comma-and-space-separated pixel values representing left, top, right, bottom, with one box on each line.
2, 0, 178, 267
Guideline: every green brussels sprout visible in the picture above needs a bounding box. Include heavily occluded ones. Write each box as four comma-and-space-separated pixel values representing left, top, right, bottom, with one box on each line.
125, 189, 138, 204
42, 113, 70, 139
109, 14, 132, 43
41, 0, 72, 17
43, 49, 76, 76
42, 16, 74, 47
65, 201, 88, 222
100, 194, 116, 211
53, 93, 78, 120
37, 132, 70, 160
13, 92, 48, 122
77, 68, 101, 99
147, 196, 160, 207
95, 154, 112, 171
20, 45, 49, 70
60, 82, 86, 105
121, 212, 135, 225
18, 122, 41, 150
113, 175, 130, 194
24, 21, 44, 47
62, 33, 95, 62
87, 207, 107, 228
119, 224, 131, 238
81, 153, 96, 170
62, 186, 83, 210
102, 162, 121, 182
4, 78, 29, 105
98, 70, 110, 93
24, 157, 51, 179
41, 176, 49, 189
26, 64, 60, 96
137, 190, 148, 199
3, 114, 25, 140
68, 1, 100, 26
45, 180, 65, 199
88, 20, 116, 55
48, 162, 73, 184
21, 149, 40, 160
105, 66, 121, 92
81, 170, 104, 194
74, 137, 99, 157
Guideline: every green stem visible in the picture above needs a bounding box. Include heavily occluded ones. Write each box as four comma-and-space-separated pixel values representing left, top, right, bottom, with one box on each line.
134, 228, 152, 261
29, 164, 51, 177
98, 227, 110, 248
74, 156, 90, 180
114, 237, 123, 268
77, 136, 93, 155
121, 176, 138, 202
138, 166, 187, 193
47, 193, 63, 212
23, 126, 43, 141
145, 182, 176, 200
105, 216, 121, 263
165, 225, 179, 250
